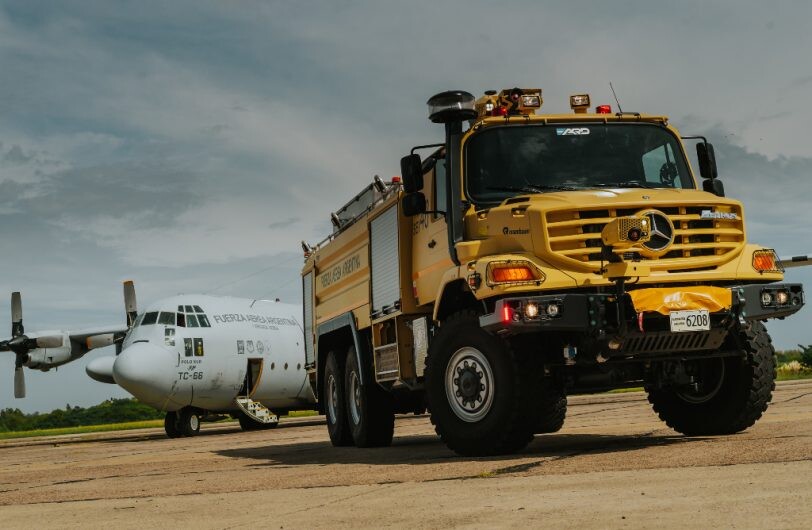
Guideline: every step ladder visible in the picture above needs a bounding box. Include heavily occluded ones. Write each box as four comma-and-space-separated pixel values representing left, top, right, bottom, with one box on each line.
235, 397, 279, 425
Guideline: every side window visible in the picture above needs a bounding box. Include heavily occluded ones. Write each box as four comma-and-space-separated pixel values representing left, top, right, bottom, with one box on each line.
197, 315, 211, 327
177, 313, 186, 327
433, 157, 447, 220
642, 143, 682, 188
184, 338, 193, 357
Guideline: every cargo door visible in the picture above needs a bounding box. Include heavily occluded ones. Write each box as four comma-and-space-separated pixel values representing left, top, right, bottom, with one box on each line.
412, 156, 451, 305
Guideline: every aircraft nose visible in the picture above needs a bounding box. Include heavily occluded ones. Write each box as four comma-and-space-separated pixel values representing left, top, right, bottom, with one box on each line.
113, 342, 176, 408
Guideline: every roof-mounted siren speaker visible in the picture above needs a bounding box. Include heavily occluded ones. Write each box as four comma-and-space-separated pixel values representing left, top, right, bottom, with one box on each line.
427, 90, 477, 124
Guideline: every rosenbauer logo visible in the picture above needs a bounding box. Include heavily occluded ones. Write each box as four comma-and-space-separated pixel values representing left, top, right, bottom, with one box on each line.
503, 227, 530, 235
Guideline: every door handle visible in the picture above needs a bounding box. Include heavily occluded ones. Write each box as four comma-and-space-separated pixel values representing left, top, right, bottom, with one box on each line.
428, 239, 437, 249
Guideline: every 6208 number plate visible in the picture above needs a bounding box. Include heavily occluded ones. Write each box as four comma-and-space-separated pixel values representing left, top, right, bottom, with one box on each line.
669, 310, 710, 333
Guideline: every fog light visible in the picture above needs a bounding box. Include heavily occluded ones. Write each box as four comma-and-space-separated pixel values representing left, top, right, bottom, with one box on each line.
608, 338, 623, 350
776, 291, 790, 305
524, 302, 539, 318
547, 303, 560, 317
761, 291, 773, 306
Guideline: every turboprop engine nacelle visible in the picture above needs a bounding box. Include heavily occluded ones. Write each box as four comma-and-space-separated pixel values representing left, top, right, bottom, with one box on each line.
24, 331, 73, 371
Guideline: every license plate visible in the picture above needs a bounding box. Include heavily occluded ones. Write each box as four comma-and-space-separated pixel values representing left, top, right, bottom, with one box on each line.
669, 310, 710, 333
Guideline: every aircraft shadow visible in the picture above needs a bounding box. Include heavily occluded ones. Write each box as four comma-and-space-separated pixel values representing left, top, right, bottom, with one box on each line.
215, 429, 703, 467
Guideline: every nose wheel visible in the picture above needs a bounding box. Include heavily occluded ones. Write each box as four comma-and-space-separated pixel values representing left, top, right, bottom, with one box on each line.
164, 408, 201, 438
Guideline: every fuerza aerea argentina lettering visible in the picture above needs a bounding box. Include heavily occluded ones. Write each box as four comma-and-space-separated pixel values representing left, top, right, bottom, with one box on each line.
211, 314, 298, 326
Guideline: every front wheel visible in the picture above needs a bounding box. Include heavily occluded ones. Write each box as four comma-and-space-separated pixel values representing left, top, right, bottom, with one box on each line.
426, 311, 534, 456
164, 411, 182, 438
646, 321, 776, 435
178, 408, 201, 437
345, 346, 394, 447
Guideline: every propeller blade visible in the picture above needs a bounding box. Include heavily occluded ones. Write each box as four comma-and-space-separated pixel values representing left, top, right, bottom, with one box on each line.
123, 281, 138, 327
14, 364, 25, 398
11, 292, 23, 337
36, 335, 64, 348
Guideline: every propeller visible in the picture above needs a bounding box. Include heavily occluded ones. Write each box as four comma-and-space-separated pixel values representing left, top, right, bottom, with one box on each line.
115, 281, 138, 354
0, 292, 64, 398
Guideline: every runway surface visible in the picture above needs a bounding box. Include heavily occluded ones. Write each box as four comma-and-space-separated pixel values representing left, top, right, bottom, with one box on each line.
1, 380, 810, 528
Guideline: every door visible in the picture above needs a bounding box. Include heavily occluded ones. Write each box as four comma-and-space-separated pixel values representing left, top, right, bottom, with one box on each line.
239, 359, 264, 398
412, 155, 452, 305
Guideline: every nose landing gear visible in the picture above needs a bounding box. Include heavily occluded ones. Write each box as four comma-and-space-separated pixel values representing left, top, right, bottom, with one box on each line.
164, 407, 202, 438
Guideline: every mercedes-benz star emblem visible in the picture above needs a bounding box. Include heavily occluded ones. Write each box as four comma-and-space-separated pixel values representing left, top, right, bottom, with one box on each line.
638, 210, 675, 256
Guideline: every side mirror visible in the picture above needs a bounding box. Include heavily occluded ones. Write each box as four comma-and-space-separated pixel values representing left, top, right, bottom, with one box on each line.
703, 178, 725, 197
402, 192, 427, 217
696, 143, 718, 180
400, 154, 424, 193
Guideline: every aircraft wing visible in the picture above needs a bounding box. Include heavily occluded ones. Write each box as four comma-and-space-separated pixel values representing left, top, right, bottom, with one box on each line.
68, 325, 129, 348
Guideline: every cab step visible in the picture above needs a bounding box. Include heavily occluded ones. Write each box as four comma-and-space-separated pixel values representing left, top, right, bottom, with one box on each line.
235, 397, 278, 425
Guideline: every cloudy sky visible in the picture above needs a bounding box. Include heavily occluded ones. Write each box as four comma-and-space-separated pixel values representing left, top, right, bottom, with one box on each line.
1, 1, 810, 413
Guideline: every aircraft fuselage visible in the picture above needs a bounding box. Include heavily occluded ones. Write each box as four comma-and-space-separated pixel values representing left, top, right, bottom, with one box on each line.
113, 295, 314, 414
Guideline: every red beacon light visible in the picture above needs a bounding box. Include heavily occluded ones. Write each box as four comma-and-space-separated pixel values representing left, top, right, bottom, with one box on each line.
391, 176, 402, 184
596, 104, 612, 114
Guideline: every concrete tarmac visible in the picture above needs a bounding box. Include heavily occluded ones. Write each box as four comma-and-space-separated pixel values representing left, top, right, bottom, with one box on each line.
1, 380, 810, 529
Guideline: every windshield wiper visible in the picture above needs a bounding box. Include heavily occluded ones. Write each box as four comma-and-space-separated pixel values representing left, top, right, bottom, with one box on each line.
487, 184, 579, 194
588, 181, 657, 189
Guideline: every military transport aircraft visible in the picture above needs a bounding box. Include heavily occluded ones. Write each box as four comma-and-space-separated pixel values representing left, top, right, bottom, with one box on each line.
3, 282, 316, 438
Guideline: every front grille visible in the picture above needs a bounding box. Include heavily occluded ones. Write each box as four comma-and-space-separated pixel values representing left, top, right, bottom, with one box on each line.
544, 204, 744, 272
621, 329, 727, 354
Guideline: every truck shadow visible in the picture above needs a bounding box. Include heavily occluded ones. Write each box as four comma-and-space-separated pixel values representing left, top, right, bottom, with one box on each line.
215, 429, 703, 468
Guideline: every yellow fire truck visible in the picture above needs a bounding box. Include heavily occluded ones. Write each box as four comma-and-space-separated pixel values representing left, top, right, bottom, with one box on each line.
301, 87, 805, 455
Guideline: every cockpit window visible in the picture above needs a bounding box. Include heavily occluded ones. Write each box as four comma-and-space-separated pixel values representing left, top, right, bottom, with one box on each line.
175, 304, 211, 328
133, 313, 145, 327
142, 312, 159, 325
158, 312, 176, 325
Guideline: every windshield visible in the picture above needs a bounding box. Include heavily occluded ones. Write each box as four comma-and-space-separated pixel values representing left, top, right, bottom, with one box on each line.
465, 123, 694, 204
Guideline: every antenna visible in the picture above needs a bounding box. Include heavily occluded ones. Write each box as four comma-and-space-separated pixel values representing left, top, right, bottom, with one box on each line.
609, 82, 623, 114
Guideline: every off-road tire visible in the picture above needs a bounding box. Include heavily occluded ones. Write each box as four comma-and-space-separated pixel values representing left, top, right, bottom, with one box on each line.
646, 321, 776, 435
425, 311, 534, 456
324, 350, 353, 446
345, 346, 394, 447
534, 383, 567, 434
164, 411, 182, 438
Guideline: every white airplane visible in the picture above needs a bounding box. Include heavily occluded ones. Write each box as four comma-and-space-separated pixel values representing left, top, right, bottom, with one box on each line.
3, 282, 316, 438
87, 284, 316, 437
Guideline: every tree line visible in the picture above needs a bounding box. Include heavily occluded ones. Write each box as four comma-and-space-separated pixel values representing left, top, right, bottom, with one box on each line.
0, 398, 163, 432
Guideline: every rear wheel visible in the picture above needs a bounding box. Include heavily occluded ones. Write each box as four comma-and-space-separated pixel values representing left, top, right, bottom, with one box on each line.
345, 346, 394, 447
646, 321, 776, 435
324, 350, 353, 446
164, 412, 182, 438
426, 311, 534, 456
